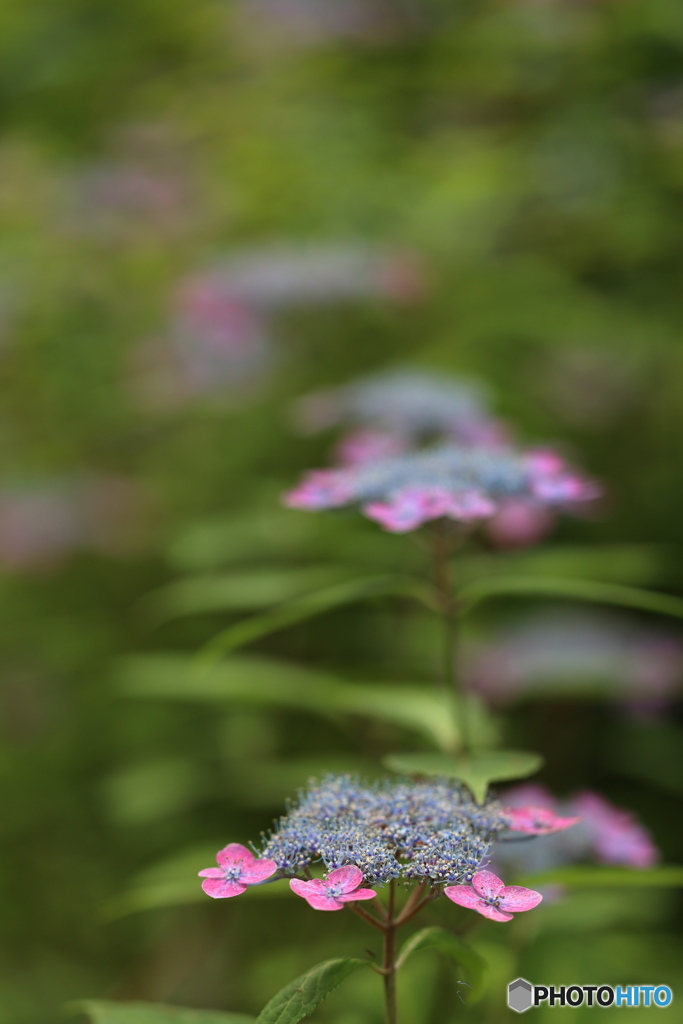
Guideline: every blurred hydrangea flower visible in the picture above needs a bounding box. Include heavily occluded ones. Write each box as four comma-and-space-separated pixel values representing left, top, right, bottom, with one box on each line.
571, 792, 659, 869
207, 244, 425, 308
237, 0, 400, 51
198, 843, 277, 899
290, 865, 377, 911
284, 444, 598, 533
259, 774, 507, 885
493, 784, 659, 876
294, 368, 503, 446
0, 477, 148, 571
444, 869, 542, 922
136, 245, 423, 407
503, 805, 582, 835
65, 124, 195, 241
462, 610, 682, 717
485, 498, 556, 549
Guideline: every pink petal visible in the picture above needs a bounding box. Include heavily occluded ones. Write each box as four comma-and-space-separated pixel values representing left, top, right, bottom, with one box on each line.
198, 867, 223, 878
325, 865, 363, 893
472, 870, 505, 901
290, 879, 343, 911
240, 858, 278, 884
201, 877, 247, 899
363, 497, 428, 533
337, 888, 378, 902
499, 885, 543, 912
290, 878, 326, 898
444, 490, 497, 522
443, 885, 482, 911
300, 892, 345, 911
475, 903, 514, 923
505, 806, 581, 835
215, 843, 255, 869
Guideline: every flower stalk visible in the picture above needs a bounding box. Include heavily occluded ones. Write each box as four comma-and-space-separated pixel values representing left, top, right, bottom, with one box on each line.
431, 525, 470, 755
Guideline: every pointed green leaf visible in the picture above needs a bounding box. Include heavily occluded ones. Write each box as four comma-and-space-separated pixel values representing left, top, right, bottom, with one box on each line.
519, 866, 683, 888
396, 926, 488, 1001
67, 1001, 254, 1024
255, 959, 369, 1024
142, 567, 363, 623
457, 544, 674, 589
336, 685, 458, 752
383, 750, 543, 802
115, 654, 458, 750
459, 575, 683, 621
104, 877, 294, 921
193, 575, 435, 667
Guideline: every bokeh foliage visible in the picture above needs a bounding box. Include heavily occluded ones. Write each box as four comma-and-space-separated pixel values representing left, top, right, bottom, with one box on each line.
0, 1, 682, 1021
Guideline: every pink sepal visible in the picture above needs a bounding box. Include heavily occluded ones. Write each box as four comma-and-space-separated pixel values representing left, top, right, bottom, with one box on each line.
472, 870, 505, 901
201, 877, 247, 899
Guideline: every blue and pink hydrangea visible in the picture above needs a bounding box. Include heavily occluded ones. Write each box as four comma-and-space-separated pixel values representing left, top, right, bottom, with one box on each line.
283, 444, 599, 533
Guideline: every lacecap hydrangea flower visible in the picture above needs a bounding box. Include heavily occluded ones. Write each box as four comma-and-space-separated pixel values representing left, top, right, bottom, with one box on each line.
199, 776, 578, 922
284, 444, 599, 533
259, 775, 509, 885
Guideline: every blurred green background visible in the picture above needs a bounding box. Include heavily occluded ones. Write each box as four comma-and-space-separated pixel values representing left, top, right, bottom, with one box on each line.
1, 1, 683, 1021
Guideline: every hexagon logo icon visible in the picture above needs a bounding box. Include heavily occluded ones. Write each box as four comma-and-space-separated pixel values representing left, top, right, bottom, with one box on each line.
508, 978, 534, 1013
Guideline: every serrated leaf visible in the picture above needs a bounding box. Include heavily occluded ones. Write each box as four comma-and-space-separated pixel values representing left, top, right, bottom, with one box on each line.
67, 1000, 254, 1024
255, 959, 369, 1024
520, 866, 683, 888
396, 927, 488, 1001
383, 750, 543, 802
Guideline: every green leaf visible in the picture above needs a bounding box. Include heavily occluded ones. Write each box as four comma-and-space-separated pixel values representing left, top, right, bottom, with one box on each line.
115, 654, 458, 751
457, 544, 674, 589
396, 927, 488, 1001
67, 1000, 255, 1024
459, 575, 683, 621
336, 685, 459, 752
141, 567, 364, 623
103, 878, 293, 920
383, 750, 544, 803
519, 866, 683, 888
255, 959, 369, 1024
194, 575, 435, 667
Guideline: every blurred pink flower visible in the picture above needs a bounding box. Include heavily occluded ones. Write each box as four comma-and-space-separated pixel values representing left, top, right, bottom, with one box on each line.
284, 444, 598, 534
290, 865, 377, 911
503, 805, 581, 835
525, 449, 601, 504
335, 430, 407, 467
198, 843, 278, 899
572, 792, 659, 869
444, 869, 542, 922
364, 486, 496, 533
237, 0, 399, 52
496, 784, 659, 872
0, 477, 149, 571
208, 244, 426, 308
486, 499, 555, 549
462, 610, 683, 715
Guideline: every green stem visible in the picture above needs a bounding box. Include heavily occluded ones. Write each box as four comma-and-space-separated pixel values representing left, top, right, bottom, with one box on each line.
431, 527, 470, 754
383, 881, 398, 1024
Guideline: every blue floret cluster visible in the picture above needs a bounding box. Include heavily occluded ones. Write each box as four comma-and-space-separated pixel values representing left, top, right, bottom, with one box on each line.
259, 774, 508, 885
